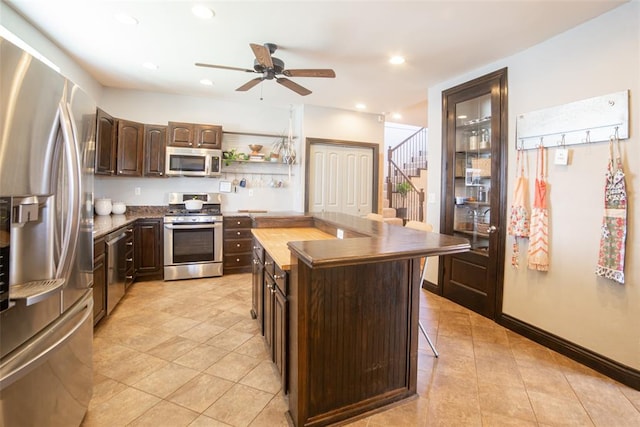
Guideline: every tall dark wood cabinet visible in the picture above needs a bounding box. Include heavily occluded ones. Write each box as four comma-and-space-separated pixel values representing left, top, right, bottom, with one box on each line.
134, 218, 163, 280
95, 108, 117, 175
116, 119, 144, 176
439, 68, 508, 320
143, 124, 166, 177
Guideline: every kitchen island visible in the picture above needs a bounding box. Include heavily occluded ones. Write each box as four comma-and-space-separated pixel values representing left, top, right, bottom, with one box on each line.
251, 212, 470, 427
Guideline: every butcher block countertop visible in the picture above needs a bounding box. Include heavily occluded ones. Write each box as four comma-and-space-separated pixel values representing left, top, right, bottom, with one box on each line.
251, 227, 336, 270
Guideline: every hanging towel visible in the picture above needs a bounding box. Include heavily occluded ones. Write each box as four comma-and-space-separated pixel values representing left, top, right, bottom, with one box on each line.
507, 149, 530, 268
528, 146, 549, 271
596, 137, 627, 284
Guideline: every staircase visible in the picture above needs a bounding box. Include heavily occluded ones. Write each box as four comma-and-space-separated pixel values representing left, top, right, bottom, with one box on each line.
385, 127, 427, 222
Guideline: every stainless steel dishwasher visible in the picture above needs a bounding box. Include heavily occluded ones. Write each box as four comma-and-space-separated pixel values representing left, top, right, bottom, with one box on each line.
105, 228, 127, 314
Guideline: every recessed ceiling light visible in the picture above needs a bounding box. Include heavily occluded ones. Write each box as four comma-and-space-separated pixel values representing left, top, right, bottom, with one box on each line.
392, 113, 402, 120
192, 5, 215, 19
142, 62, 158, 70
115, 13, 138, 25
200, 79, 213, 86
389, 56, 405, 65
355, 103, 366, 110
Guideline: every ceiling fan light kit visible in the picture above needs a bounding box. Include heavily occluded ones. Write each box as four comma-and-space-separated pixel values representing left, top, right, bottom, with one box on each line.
196, 42, 335, 96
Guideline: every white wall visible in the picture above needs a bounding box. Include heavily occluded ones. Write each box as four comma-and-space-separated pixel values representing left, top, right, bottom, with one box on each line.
427, 2, 639, 370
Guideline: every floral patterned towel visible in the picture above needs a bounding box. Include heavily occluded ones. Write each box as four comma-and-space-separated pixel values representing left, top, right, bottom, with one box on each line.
508, 151, 530, 268
596, 140, 627, 284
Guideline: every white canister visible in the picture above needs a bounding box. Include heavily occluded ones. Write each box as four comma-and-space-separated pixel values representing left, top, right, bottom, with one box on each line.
95, 198, 112, 216
111, 201, 126, 215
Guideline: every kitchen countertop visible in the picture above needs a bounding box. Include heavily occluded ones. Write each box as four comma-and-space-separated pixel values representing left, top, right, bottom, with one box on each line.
93, 212, 164, 239
252, 227, 337, 270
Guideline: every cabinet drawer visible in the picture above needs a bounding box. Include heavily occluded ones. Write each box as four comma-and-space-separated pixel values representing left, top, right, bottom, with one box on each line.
224, 239, 253, 254
224, 253, 252, 268
224, 228, 252, 240
253, 240, 264, 263
94, 237, 105, 258
274, 265, 287, 295
264, 252, 276, 277
224, 216, 252, 229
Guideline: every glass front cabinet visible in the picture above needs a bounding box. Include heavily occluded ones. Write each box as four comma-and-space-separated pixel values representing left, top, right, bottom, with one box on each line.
439, 68, 507, 319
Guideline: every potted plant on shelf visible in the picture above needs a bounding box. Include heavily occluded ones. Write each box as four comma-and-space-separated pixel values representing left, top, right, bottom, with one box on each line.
395, 181, 412, 219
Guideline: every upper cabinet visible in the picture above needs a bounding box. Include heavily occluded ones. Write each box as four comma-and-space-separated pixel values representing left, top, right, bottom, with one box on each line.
95, 109, 165, 177
168, 121, 222, 149
439, 68, 508, 320
143, 124, 166, 177
95, 108, 117, 175
116, 119, 144, 176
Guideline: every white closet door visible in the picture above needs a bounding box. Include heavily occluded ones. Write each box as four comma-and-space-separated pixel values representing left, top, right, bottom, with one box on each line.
309, 144, 373, 215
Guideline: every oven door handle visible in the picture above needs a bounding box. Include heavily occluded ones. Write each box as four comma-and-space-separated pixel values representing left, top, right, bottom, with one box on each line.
164, 223, 220, 230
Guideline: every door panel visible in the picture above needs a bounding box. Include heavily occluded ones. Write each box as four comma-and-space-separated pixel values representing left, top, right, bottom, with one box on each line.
308, 142, 374, 216
439, 68, 508, 320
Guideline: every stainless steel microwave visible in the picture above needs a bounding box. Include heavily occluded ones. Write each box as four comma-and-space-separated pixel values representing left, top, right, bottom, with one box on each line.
165, 146, 222, 177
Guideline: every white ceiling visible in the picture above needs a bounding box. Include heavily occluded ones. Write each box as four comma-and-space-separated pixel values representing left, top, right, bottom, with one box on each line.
5, 0, 626, 126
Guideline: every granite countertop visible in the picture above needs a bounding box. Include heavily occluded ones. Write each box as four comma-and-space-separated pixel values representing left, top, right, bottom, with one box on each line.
93, 207, 165, 239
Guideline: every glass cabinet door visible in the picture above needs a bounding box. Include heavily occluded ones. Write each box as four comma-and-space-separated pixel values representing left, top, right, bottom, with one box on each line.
439, 68, 507, 320
453, 93, 493, 253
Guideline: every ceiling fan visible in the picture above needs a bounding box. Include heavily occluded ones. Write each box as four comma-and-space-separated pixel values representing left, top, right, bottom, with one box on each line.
195, 42, 336, 96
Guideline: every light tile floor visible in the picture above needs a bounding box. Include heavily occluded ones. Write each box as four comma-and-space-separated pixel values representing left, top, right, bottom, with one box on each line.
81, 273, 640, 426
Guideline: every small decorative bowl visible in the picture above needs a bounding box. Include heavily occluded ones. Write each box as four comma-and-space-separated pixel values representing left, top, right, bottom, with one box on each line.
249, 144, 263, 153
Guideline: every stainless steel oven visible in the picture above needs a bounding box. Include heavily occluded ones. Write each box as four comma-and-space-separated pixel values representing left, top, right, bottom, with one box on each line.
163, 192, 223, 280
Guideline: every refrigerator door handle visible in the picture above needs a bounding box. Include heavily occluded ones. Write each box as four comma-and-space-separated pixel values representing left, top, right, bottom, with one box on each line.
0, 293, 92, 389
54, 99, 82, 282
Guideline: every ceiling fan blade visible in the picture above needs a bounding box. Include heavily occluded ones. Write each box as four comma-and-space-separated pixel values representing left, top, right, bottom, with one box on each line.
195, 62, 255, 73
283, 69, 336, 78
250, 43, 274, 69
276, 78, 312, 96
236, 77, 263, 92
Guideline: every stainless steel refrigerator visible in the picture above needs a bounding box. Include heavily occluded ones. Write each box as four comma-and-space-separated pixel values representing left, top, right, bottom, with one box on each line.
0, 36, 95, 426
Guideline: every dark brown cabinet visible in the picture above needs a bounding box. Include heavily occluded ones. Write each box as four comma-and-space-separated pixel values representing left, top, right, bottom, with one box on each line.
253, 241, 288, 391
251, 241, 264, 322
195, 124, 222, 149
134, 218, 163, 280
143, 124, 166, 177
168, 121, 222, 149
223, 216, 253, 274
95, 108, 117, 175
124, 226, 135, 290
92, 237, 107, 325
116, 119, 144, 176
439, 68, 508, 320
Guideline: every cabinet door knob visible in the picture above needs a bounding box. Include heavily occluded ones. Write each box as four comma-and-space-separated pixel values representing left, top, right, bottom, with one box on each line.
236, 231, 241, 235
488, 225, 497, 233
236, 243, 241, 247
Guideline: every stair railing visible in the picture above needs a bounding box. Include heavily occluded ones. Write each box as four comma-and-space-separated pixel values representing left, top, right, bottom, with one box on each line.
386, 127, 427, 222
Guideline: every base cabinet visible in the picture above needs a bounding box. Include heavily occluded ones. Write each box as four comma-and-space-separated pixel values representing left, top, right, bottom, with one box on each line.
224, 216, 253, 274
134, 218, 163, 280
253, 238, 288, 392
92, 237, 107, 325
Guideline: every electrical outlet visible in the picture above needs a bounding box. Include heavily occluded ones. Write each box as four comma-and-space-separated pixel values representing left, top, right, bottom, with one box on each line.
337, 229, 344, 239
248, 189, 254, 197
134, 187, 141, 195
